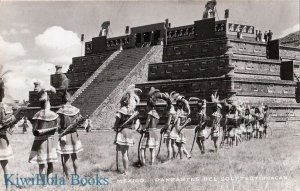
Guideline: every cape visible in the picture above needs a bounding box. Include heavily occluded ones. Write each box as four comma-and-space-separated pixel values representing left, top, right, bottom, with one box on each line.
148, 110, 160, 119
32, 109, 58, 121
57, 104, 80, 116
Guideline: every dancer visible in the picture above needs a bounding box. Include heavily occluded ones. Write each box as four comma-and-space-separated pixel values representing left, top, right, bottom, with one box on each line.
0, 75, 17, 191
113, 85, 141, 175
174, 94, 191, 159
57, 90, 83, 179
28, 89, 58, 185
161, 92, 178, 162
209, 92, 222, 152
140, 95, 160, 165
195, 99, 207, 154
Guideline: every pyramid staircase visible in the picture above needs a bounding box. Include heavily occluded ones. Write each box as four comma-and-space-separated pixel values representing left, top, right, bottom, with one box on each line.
70, 46, 162, 119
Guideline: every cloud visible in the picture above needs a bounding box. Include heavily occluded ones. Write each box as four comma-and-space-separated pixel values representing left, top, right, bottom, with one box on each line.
1, 29, 17, 36
20, 28, 31, 34
11, 22, 28, 28
2, 59, 56, 101
0, 35, 26, 62
1, 28, 31, 36
278, 24, 300, 38
35, 26, 81, 65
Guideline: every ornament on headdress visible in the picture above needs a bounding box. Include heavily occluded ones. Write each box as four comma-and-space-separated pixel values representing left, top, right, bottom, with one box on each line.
0, 70, 13, 102
120, 84, 142, 113
211, 91, 222, 109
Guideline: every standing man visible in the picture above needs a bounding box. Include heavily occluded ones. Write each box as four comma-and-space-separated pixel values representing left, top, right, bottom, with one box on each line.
174, 95, 191, 159
0, 76, 16, 191
113, 85, 141, 175
264, 31, 268, 42
258, 30, 262, 41
28, 90, 58, 185
195, 99, 207, 154
83, 115, 93, 133
57, 91, 83, 179
161, 92, 178, 162
22, 116, 29, 134
140, 97, 160, 165
209, 92, 222, 152
267, 30, 273, 41
263, 105, 270, 138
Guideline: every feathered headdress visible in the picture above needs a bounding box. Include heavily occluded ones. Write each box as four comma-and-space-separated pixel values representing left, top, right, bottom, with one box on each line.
174, 93, 190, 115
120, 84, 142, 113
0, 70, 13, 102
37, 85, 56, 111
211, 91, 222, 109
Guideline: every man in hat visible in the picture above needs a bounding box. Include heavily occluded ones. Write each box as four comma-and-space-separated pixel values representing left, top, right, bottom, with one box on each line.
262, 105, 270, 138
210, 103, 223, 152
225, 105, 239, 147
140, 97, 160, 165
240, 107, 254, 141
195, 99, 207, 154
252, 107, 264, 139
56, 91, 83, 179
22, 116, 29, 134
0, 76, 16, 190
83, 115, 93, 133
161, 92, 178, 162
28, 90, 59, 184
113, 85, 141, 175
175, 95, 191, 159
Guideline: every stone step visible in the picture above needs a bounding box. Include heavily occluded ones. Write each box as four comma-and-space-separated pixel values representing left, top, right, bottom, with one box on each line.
71, 47, 153, 116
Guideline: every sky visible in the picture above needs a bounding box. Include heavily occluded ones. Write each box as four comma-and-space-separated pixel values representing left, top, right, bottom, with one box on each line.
0, 0, 299, 102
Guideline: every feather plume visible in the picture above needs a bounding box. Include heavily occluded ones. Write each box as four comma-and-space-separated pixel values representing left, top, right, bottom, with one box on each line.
189, 97, 200, 102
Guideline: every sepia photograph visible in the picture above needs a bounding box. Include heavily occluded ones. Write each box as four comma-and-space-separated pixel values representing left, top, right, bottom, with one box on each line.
0, 0, 299, 190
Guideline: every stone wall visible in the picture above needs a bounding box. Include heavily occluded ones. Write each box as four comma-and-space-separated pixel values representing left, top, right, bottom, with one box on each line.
90, 46, 163, 129
149, 55, 230, 81
50, 51, 114, 89
163, 37, 228, 61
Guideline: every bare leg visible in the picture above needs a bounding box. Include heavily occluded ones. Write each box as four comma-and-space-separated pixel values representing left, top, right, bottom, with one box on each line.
182, 145, 191, 158
201, 139, 205, 153
171, 139, 177, 159
150, 148, 155, 165
196, 137, 201, 151
1, 160, 9, 191
116, 146, 119, 171
71, 153, 78, 175
213, 138, 218, 152
39, 164, 46, 185
121, 146, 129, 173
140, 148, 146, 166
47, 163, 53, 179
62, 154, 70, 179
165, 138, 172, 161
177, 143, 183, 159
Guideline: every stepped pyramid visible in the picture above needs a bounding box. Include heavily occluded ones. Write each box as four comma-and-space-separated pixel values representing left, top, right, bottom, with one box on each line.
25, 11, 300, 128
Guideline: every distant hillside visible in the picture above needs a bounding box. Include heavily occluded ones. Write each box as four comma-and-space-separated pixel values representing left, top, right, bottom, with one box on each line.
280, 31, 300, 48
